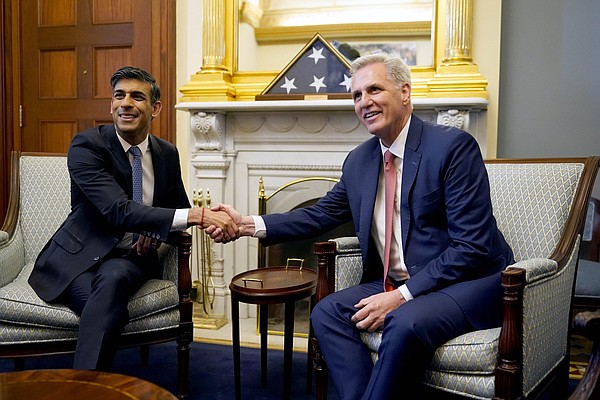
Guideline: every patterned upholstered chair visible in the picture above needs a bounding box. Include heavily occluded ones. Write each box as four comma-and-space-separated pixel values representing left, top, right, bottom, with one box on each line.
310, 157, 600, 400
0, 152, 193, 399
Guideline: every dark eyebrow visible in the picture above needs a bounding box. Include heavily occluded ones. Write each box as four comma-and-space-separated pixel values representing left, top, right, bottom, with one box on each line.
113, 89, 148, 97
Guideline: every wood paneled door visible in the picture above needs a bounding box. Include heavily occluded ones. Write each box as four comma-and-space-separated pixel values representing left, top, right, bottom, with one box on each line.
0, 0, 175, 222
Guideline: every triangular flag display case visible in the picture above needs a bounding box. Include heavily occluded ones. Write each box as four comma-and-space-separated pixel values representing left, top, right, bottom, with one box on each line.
256, 33, 353, 101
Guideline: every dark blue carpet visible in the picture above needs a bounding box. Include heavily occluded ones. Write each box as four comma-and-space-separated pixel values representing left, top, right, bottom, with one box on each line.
0, 341, 582, 399
0, 341, 339, 400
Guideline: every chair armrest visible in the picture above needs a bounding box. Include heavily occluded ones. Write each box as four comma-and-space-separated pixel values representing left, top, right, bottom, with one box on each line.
175, 231, 192, 295
331, 236, 361, 254
315, 241, 337, 303
158, 242, 178, 283
174, 231, 193, 336
505, 258, 559, 283
0, 229, 25, 288
314, 236, 362, 304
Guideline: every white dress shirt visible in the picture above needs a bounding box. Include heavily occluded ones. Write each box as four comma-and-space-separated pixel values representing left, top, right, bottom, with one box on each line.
251, 116, 414, 300
115, 132, 188, 248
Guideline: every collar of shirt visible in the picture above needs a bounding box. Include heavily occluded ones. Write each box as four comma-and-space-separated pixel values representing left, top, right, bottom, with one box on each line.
379, 114, 411, 159
115, 129, 150, 156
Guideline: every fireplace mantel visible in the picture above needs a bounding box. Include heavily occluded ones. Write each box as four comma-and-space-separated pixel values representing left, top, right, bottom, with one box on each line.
175, 97, 488, 324
176, 97, 488, 116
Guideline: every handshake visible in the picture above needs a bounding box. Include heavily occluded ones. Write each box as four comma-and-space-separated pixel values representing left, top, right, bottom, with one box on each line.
188, 204, 252, 244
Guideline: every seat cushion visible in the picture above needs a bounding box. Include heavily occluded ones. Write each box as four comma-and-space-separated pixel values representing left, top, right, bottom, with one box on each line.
575, 259, 600, 297
423, 369, 495, 400
360, 327, 500, 374
0, 263, 179, 332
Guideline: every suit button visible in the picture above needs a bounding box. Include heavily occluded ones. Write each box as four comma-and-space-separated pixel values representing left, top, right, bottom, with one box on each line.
113, 237, 119, 243
93, 256, 100, 261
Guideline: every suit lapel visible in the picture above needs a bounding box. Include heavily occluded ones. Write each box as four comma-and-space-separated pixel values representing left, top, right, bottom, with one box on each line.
401, 116, 423, 249
103, 125, 133, 196
149, 135, 166, 206
358, 139, 382, 249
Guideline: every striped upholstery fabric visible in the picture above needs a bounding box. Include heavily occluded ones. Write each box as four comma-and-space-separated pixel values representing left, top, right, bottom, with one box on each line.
0, 155, 181, 345
327, 161, 585, 399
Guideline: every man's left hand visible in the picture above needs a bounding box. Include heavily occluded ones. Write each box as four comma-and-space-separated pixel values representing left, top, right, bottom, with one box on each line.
132, 235, 160, 256
351, 290, 406, 332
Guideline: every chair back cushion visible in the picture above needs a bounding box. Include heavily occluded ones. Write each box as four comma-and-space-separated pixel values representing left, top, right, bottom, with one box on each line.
19, 155, 71, 267
486, 162, 583, 261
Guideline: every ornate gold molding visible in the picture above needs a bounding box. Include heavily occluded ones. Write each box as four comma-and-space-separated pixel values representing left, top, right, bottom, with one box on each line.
178, 0, 487, 102
254, 21, 431, 44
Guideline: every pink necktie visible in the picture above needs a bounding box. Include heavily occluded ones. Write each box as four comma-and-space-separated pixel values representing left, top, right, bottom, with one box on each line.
383, 150, 397, 292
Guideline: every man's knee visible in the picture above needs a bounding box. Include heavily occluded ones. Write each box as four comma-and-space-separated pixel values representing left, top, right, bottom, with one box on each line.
310, 297, 332, 330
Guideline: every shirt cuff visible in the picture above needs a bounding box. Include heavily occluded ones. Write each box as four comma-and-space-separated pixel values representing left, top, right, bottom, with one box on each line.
171, 208, 189, 232
398, 284, 413, 301
251, 215, 267, 238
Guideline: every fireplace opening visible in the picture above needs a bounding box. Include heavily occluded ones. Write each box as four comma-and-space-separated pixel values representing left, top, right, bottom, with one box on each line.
263, 198, 356, 336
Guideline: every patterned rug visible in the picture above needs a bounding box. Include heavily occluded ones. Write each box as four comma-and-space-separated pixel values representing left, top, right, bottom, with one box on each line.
570, 334, 592, 380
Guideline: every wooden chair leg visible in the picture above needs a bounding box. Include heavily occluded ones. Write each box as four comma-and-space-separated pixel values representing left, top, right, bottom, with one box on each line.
176, 333, 191, 400
176, 231, 193, 399
140, 344, 150, 366
13, 358, 25, 371
306, 331, 313, 392
310, 336, 329, 400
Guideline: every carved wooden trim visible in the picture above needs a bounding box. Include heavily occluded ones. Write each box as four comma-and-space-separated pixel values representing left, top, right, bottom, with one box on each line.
176, 231, 193, 400
494, 268, 525, 400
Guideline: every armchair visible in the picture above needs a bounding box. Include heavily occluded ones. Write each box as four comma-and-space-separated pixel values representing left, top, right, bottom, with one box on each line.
0, 152, 193, 399
310, 157, 600, 400
573, 198, 600, 311
580, 197, 600, 262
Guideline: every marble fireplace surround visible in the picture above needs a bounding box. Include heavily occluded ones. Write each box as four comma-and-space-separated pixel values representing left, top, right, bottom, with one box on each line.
175, 97, 488, 323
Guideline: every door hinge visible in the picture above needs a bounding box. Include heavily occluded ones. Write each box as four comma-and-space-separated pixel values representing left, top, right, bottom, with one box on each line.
19, 105, 23, 127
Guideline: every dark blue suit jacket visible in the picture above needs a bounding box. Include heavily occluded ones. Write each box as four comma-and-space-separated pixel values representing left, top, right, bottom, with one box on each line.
262, 115, 513, 329
29, 125, 191, 302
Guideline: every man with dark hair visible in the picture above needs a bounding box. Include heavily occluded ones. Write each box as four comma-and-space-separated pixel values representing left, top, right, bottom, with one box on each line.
29, 66, 237, 370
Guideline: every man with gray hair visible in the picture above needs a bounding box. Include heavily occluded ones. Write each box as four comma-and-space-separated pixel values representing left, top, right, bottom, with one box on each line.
210, 53, 513, 398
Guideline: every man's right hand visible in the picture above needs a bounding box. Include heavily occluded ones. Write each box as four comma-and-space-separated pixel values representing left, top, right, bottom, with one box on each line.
188, 207, 239, 242
207, 204, 256, 243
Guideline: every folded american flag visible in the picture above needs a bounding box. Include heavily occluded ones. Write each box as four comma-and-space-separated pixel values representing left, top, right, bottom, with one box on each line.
258, 33, 353, 100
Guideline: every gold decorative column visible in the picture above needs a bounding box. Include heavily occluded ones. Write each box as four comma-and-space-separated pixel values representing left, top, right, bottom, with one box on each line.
443, 0, 473, 65
428, 0, 486, 98
201, 0, 227, 72
179, 0, 238, 101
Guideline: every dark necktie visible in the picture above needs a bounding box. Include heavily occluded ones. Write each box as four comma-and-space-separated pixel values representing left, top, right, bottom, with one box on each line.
129, 146, 143, 243
383, 150, 397, 292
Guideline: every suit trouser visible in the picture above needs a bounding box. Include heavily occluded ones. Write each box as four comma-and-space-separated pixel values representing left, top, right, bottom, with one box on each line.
63, 250, 149, 370
310, 279, 473, 400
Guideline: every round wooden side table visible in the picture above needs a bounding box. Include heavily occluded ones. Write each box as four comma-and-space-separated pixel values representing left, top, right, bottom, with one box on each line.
229, 266, 317, 400
0, 369, 177, 400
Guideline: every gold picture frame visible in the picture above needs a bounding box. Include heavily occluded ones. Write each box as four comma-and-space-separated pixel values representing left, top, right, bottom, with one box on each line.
179, 0, 487, 102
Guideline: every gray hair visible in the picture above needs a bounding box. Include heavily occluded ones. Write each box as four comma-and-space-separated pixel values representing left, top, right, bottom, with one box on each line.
351, 53, 412, 87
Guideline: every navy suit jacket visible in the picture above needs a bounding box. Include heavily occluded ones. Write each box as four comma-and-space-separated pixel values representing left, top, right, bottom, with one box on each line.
29, 125, 191, 303
262, 115, 513, 329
